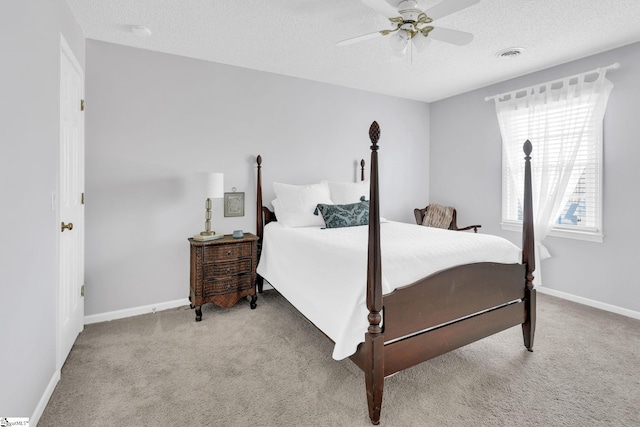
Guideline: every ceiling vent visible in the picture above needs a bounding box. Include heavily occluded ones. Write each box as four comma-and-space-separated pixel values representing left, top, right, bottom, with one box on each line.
496, 47, 524, 59
131, 25, 152, 37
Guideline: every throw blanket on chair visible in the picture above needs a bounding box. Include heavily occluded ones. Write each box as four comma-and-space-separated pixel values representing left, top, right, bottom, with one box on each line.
422, 204, 454, 229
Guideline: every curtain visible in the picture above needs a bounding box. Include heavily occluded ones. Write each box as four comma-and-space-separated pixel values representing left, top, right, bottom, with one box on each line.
494, 68, 613, 285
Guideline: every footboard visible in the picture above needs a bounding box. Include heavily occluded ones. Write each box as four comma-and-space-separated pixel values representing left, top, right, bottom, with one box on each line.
381, 262, 526, 376
349, 262, 527, 376
383, 262, 525, 342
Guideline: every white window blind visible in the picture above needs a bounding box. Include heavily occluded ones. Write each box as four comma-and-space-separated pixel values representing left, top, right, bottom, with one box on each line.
492, 65, 614, 244
501, 99, 602, 232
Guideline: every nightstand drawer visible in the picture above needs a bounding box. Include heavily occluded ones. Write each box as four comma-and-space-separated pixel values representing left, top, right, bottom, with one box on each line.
205, 259, 252, 278
204, 274, 253, 296
204, 242, 252, 262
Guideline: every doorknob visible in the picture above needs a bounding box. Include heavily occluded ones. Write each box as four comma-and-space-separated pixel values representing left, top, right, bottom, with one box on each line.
61, 222, 74, 232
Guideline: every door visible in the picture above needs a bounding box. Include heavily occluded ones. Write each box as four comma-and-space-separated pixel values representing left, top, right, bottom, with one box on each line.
59, 35, 84, 367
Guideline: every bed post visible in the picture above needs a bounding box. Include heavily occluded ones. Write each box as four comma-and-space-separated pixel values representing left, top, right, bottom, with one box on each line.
256, 155, 264, 293
361, 159, 366, 182
521, 140, 536, 351
364, 121, 384, 425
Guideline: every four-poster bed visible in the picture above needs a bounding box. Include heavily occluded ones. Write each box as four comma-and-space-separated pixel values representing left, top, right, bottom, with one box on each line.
254, 121, 536, 424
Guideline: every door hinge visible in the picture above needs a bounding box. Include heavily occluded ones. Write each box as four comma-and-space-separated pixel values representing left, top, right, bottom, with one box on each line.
81, 192, 85, 204
81, 284, 85, 297
80, 99, 85, 111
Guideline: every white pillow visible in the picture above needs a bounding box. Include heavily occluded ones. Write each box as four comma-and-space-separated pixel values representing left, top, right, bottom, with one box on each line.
272, 182, 332, 227
271, 199, 283, 222
327, 180, 370, 204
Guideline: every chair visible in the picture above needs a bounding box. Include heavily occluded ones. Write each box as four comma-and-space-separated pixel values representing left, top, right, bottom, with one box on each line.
414, 204, 481, 233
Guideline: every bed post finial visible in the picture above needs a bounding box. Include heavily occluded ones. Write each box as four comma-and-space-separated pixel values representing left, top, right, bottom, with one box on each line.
365, 120, 383, 425
369, 121, 380, 150
521, 140, 536, 352
523, 140, 532, 158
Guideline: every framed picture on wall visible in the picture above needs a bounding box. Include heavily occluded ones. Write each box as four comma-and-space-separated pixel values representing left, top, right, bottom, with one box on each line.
224, 192, 245, 217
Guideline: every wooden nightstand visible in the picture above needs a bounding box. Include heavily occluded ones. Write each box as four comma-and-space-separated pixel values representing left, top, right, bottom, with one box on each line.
188, 233, 259, 321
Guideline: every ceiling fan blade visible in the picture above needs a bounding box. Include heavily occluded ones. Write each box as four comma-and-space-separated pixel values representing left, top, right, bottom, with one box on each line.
361, 0, 400, 19
425, 0, 480, 21
337, 31, 384, 46
428, 27, 474, 45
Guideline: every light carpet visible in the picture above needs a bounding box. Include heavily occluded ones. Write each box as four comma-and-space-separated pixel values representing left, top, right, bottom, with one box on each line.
40, 291, 640, 426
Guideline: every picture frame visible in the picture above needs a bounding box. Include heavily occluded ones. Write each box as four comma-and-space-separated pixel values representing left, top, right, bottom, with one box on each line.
224, 192, 245, 217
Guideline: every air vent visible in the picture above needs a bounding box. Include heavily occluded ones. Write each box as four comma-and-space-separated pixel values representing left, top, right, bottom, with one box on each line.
495, 47, 524, 59
131, 25, 152, 37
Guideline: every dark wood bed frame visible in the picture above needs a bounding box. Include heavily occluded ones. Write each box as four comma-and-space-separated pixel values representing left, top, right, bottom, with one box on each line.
255, 121, 536, 425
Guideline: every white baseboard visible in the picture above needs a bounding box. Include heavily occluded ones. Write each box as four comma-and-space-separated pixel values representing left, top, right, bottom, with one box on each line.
536, 286, 640, 320
84, 298, 190, 324
32, 369, 60, 426
82, 286, 637, 326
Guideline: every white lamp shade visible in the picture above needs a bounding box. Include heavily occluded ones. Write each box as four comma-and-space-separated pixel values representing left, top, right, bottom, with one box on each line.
389, 29, 409, 51
412, 32, 431, 53
203, 172, 224, 198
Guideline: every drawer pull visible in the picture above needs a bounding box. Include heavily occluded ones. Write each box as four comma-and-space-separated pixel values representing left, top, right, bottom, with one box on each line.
227, 250, 232, 256
226, 268, 231, 275
226, 284, 231, 290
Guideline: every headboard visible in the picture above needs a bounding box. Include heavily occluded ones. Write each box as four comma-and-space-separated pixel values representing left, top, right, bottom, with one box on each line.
255, 157, 366, 241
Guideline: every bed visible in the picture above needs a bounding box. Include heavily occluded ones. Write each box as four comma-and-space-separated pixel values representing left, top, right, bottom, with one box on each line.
254, 121, 536, 424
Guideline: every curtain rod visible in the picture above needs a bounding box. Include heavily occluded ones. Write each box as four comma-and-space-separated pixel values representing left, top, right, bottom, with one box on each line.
484, 62, 620, 102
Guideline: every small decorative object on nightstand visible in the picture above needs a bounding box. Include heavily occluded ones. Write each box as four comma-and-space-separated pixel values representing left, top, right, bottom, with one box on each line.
188, 232, 259, 321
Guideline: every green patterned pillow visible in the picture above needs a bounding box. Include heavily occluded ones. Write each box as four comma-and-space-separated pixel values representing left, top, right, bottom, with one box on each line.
314, 196, 369, 229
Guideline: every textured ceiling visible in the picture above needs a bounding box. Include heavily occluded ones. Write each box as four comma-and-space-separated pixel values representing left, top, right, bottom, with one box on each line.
66, 0, 640, 102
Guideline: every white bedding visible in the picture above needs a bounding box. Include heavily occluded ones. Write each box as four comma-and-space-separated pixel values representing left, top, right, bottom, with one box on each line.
256, 221, 522, 360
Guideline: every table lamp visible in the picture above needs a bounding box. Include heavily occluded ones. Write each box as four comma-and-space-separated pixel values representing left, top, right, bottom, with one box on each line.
195, 172, 224, 241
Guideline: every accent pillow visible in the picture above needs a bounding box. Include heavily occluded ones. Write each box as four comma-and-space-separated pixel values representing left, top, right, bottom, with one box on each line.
315, 197, 369, 229
326, 180, 370, 204
422, 204, 454, 229
272, 181, 332, 227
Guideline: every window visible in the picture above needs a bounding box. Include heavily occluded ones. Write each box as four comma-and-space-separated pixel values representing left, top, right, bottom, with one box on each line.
493, 67, 613, 243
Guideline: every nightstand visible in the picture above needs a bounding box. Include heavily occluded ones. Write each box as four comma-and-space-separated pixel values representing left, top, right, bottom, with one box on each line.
188, 233, 259, 321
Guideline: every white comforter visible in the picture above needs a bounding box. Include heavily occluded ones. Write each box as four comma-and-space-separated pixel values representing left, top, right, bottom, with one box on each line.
256, 221, 521, 360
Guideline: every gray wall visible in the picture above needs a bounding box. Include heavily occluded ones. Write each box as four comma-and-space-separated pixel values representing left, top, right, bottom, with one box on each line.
84, 40, 430, 316
0, 0, 85, 420
430, 42, 640, 313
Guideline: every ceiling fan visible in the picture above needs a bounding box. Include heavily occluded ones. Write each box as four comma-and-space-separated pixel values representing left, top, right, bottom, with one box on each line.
338, 0, 480, 55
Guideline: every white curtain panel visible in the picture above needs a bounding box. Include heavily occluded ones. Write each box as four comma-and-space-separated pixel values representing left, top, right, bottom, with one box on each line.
494, 69, 613, 285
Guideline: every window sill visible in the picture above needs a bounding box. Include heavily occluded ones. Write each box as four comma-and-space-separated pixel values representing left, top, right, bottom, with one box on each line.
501, 221, 603, 243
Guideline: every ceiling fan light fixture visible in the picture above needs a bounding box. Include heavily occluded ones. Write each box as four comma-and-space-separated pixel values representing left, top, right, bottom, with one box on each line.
389, 29, 409, 51
340, 0, 478, 55
412, 32, 431, 53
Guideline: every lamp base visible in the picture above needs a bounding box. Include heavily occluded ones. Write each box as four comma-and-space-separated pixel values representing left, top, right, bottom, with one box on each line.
192, 233, 224, 242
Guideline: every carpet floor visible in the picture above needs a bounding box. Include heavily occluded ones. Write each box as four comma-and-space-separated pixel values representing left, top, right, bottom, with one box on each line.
40, 291, 640, 426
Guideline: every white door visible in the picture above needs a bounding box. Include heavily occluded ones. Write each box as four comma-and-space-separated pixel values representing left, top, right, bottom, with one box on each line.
59, 35, 84, 367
